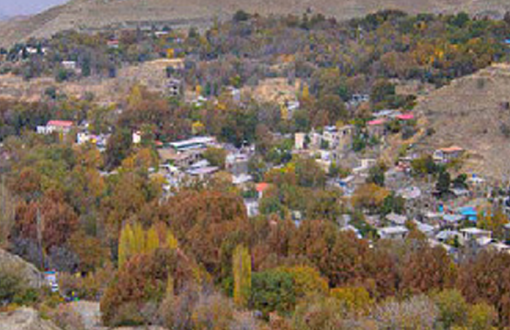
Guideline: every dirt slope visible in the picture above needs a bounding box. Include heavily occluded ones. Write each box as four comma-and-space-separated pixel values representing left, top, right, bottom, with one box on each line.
0, 308, 61, 330
1, 0, 509, 47
415, 63, 510, 179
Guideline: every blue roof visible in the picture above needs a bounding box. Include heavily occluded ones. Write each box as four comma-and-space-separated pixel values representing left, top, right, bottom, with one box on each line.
459, 207, 477, 216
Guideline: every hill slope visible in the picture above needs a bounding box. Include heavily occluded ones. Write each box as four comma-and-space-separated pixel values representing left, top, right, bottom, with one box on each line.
416, 63, 510, 179
1, 0, 510, 47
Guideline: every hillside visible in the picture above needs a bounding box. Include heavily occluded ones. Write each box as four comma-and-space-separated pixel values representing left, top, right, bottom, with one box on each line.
416, 63, 510, 179
1, 0, 510, 47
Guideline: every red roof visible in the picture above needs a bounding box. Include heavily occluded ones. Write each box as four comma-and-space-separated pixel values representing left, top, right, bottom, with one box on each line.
396, 113, 415, 121
439, 146, 464, 153
367, 119, 386, 126
256, 182, 269, 193
47, 120, 73, 127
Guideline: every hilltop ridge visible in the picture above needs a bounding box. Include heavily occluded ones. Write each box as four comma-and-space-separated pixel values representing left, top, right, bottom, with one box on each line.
1, 0, 510, 47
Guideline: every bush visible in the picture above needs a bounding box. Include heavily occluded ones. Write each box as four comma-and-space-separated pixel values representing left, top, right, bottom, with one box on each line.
50, 304, 86, 330
0, 264, 36, 305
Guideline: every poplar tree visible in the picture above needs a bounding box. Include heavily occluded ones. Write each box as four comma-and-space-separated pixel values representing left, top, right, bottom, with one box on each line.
233, 245, 251, 307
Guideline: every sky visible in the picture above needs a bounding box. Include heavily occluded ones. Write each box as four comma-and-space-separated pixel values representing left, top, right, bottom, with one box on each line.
0, 0, 68, 17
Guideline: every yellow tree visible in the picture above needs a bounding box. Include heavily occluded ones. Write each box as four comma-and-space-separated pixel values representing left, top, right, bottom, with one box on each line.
330, 286, 374, 314
233, 245, 251, 307
118, 223, 135, 267
145, 226, 160, 254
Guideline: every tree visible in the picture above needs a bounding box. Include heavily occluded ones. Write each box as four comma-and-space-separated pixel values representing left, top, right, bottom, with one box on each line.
458, 251, 510, 327
203, 147, 227, 169
436, 171, 451, 198
467, 303, 496, 330
452, 174, 468, 189
250, 269, 296, 317
233, 10, 251, 22
352, 183, 390, 213
161, 190, 249, 278
279, 266, 329, 300
371, 79, 396, 107
118, 223, 178, 267
330, 286, 373, 314
233, 245, 251, 307
100, 250, 173, 326
294, 156, 326, 188
373, 295, 438, 330
477, 206, 508, 240
105, 128, 132, 169
400, 243, 456, 295
367, 162, 387, 187
432, 289, 468, 329
316, 94, 347, 125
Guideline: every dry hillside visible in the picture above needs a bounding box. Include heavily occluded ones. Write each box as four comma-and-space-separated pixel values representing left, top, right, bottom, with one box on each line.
416, 63, 510, 179
1, 0, 510, 47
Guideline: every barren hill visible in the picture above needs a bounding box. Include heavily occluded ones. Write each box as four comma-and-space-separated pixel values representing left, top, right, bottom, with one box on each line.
1, 0, 510, 47
415, 63, 510, 180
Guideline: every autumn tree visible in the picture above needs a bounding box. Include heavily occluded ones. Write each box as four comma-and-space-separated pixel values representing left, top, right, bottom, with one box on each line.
330, 286, 373, 314
233, 245, 251, 307
400, 243, 456, 295
203, 147, 228, 169
457, 251, 510, 327
160, 190, 249, 278
100, 250, 173, 326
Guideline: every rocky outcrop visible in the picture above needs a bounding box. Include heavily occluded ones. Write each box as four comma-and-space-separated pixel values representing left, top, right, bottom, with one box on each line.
0, 248, 44, 289
0, 308, 62, 330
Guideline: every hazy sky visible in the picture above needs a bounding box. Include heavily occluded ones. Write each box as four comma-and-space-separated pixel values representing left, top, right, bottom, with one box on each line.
0, 0, 68, 17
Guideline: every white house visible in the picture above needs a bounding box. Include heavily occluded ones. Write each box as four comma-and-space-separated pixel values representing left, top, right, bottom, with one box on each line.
132, 131, 142, 144
378, 226, 409, 240
460, 227, 491, 245
37, 120, 74, 135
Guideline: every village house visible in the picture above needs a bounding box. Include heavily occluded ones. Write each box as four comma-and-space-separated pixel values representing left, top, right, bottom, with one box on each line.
226, 152, 250, 176
107, 40, 120, 49
62, 61, 77, 71
294, 133, 306, 150
256, 182, 270, 199
158, 148, 202, 168
460, 227, 492, 245
441, 214, 464, 228
132, 131, 142, 144
167, 78, 182, 97
396, 113, 415, 122
378, 226, 409, 240
186, 166, 219, 180
168, 136, 217, 153
37, 120, 74, 135
436, 230, 461, 244
372, 109, 397, 118
433, 146, 464, 163
413, 220, 437, 237
386, 213, 407, 226
244, 199, 259, 217
367, 119, 386, 138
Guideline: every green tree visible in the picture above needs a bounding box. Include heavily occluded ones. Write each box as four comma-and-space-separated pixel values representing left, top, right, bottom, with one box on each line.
367, 163, 387, 187
436, 171, 451, 198
250, 269, 296, 317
